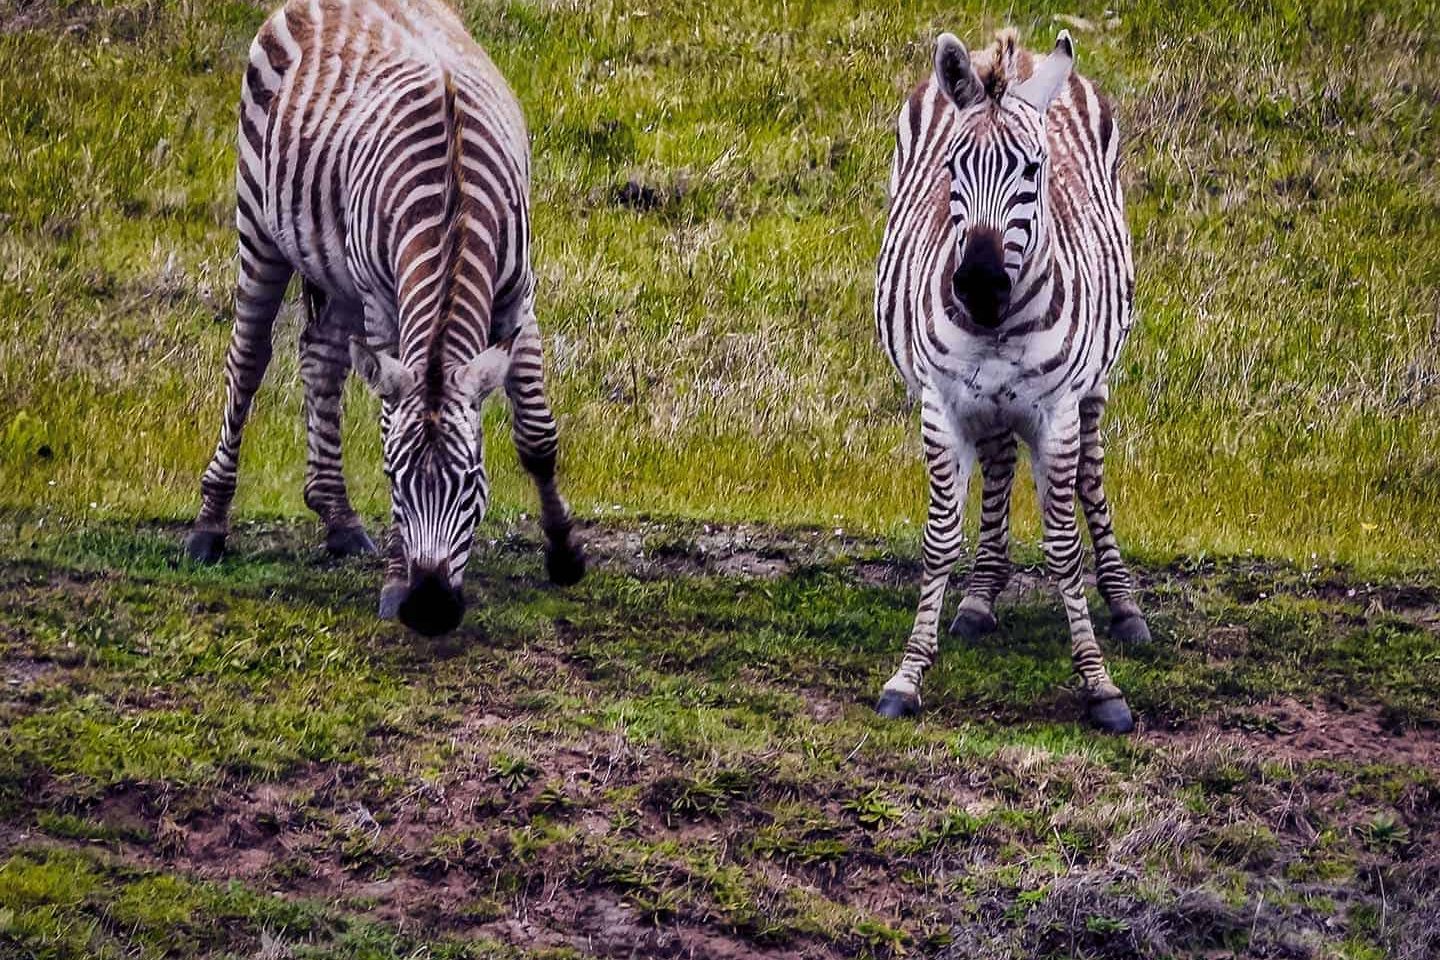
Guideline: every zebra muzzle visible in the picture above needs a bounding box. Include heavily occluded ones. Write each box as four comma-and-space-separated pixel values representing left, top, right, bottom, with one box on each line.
396, 568, 466, 637
953, 226, 1011, 328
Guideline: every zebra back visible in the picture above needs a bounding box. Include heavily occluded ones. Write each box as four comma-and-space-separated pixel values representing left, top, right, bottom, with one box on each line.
248, 0, 531, 365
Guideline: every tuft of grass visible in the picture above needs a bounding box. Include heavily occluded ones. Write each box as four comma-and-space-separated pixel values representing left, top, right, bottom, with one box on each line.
1355, 812, 1411, 853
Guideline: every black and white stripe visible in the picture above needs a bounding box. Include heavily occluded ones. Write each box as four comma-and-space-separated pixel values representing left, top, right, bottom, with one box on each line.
873, 29, 1149, 732
186, 0, 585, 635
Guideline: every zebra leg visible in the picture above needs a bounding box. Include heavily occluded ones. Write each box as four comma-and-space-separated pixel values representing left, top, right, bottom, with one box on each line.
1032, 405, 1133, 733
185, 238, 293, 563
1079, 391, 1150, 644
299, 286, 375, 558
951, 429, 1016, 640
505, 313, 585, 586
378, 525, 407, 620
877, 389, 974, 719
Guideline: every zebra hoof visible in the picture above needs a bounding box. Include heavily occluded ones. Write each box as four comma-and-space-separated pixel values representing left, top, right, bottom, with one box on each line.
326, 525, 377, 558
184, 530, 226, 564
875, 690, 921, 720
378, 582, 406, 621
546, 538, 587, 587
1087, 696, 1135, 734
1111, 614, 1152, 645
950, 607, 998, 641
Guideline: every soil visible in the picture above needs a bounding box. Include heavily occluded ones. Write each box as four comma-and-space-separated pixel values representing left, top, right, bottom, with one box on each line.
555, 520, 836, 581
1143, 697, 1440, 770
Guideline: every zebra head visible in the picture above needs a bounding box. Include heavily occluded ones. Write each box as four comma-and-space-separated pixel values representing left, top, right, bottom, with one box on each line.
351, 338, 514, 636
934, 31, 1075, 328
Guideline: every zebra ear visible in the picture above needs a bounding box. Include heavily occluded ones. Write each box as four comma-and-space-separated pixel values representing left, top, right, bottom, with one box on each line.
1013, 30, 1074, 114
350, 339, 415, 401
934, 33, 982, 109
454, 336, 516, 404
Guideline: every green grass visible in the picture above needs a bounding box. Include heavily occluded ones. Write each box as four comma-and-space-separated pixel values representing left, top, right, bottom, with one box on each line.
0, 0, 1437, 566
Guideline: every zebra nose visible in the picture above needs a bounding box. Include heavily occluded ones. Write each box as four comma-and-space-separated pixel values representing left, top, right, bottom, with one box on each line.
397, 568, 465, 637
953, 227, 1011, 327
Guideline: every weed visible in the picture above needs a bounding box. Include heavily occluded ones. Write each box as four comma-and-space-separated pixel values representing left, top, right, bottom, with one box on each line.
488, 753, 538, 793
1356, 812, 1411, 852
1085, 914, 1132, 935
530, 781, 573, 814
852, 917, 908, 956
650, 768, 754, 824
843, 788, 906, 830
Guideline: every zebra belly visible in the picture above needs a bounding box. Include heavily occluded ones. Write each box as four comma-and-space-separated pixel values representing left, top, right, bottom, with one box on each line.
263, 193, 364, 305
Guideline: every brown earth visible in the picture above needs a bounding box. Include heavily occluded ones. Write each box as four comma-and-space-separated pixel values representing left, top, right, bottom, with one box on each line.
1143, 698, 1440, 770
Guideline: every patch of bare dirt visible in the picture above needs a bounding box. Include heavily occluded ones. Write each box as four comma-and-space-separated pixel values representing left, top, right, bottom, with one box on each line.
2, 656, 57, 692
20, 708, 916, 958
480, 889, 807, 959
514, 520, 880, 581
849, 559, 912, 590
850, 559, 1079, 603
1142, 698, 1440, 768
570, 521, 801, 580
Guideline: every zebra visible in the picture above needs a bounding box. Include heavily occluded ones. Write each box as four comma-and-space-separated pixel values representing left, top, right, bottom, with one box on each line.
872, 29, 1149, 733
184, 0, 586, 636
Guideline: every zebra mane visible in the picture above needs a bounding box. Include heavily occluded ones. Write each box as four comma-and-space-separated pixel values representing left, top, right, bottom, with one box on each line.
426, 69, 468, 410
971, 29, 1031, 103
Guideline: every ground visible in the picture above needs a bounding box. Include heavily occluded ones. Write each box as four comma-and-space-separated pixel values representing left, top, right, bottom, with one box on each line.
3, 516, 1439, 958
3, 0, 1440, 957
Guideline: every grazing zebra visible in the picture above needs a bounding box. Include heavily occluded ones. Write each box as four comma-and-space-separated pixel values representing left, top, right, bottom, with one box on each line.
185, 0, 585, 635
873, 29, 1149, 732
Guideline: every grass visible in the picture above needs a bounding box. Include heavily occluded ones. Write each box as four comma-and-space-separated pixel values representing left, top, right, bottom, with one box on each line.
2, 0, 1440, 956
2, 520, 1439, 957
0, 0, 1437, 566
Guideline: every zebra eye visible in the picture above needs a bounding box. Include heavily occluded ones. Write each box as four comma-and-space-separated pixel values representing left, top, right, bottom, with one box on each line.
1022, 160, 1041, 179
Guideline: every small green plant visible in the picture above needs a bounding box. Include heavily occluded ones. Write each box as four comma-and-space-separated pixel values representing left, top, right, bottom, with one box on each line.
650, 769, 754, 824
1004, 887, 1048, 921
625, 884, 684, 924
843, 788, 905, 830
1356, 813, 1410, 852
609, 807, 640, 833
1086, 914, 1131, 935
897, 808, 982, 854
531, 781, 573, 813
852, 917, 908, 955
489, 753, 538, 792
752, 826, 850, 866
666, 778, 732, 819
36, 810, 151, 845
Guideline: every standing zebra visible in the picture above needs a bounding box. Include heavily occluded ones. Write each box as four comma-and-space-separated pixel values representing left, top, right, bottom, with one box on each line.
185, 0, 585, 635
873, 29, 1149, 732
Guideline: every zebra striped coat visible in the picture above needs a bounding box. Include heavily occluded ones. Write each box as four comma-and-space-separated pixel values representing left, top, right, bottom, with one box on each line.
186, 0, 585, 636
873, 30, 1149, 732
